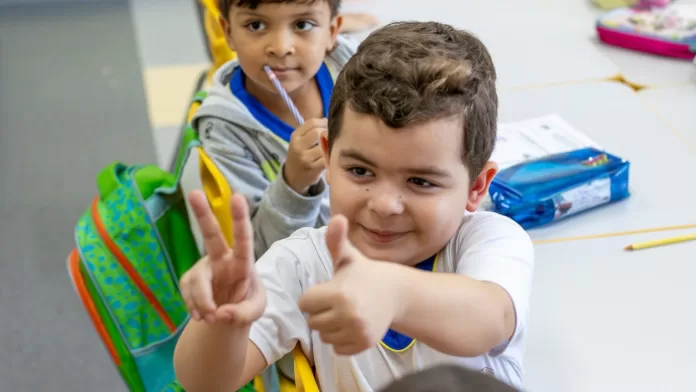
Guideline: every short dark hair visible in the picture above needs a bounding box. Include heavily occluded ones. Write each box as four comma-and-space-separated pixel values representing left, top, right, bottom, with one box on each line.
328, 21, 498, 183
378, 365, 519, 392
219, 0, 341, 19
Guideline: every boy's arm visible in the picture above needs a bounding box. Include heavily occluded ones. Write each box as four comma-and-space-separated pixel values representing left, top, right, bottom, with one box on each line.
174, 322, 266, 392
174, 238, 313, 391
390, 216, 534, 357
200, 117, 324, 255
252, 165, 326, 250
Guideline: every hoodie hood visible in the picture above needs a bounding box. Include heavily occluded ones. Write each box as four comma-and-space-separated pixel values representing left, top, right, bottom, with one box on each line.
192, 59, 263, 133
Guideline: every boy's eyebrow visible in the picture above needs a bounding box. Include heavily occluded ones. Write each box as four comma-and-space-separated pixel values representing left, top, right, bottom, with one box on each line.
405, 166, 453, 179
339, 149, 453, 178
339, 149, 375, 165
291, 10, 324, 18
235, 8, 324, 19
235, 10, 264, 18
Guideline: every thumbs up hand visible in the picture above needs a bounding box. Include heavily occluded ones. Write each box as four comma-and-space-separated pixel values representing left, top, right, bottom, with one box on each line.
298, 215, 400, 355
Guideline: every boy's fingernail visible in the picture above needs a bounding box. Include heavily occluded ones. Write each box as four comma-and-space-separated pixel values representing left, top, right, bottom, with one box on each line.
192, 310, 201, 320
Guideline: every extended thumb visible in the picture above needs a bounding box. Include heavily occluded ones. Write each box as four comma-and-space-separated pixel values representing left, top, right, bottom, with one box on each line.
326, 215, 354, 271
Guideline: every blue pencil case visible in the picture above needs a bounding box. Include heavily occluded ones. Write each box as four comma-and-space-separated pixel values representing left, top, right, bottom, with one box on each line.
488, 147, 631, 230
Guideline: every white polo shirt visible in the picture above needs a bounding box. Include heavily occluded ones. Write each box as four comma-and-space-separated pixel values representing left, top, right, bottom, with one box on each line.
249, 212, 535, 391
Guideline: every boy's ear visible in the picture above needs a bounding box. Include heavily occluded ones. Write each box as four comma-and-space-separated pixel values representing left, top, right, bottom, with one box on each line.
219, 16, 236, 51
466, 161, 498, 212
327, 15, 343, 53
320, 130, 331, 185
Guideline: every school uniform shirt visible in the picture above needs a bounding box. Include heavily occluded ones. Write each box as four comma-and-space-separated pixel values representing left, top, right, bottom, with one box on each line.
192, 35, 357, 259
249, 211, 535, 392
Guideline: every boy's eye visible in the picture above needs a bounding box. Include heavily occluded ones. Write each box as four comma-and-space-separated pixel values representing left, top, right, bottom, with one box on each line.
295, 20, 316, 32
408, 177, 436, 188
348, 167, 374, 178
246, 21, 266, 32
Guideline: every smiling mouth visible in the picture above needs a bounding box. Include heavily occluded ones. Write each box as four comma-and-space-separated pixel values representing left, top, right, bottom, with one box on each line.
360, 225, 409, 244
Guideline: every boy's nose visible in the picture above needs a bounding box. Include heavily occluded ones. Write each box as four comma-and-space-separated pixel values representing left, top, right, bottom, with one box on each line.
267, 31, 295, 57
367, 191, 405, 217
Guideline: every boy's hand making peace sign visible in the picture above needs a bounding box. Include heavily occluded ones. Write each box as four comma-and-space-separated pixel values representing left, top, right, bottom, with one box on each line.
180, 191, 266, 327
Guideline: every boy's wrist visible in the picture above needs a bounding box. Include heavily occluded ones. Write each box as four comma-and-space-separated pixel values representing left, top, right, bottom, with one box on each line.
268, 166, 324, 218
384, 263, 431, 331
282, 164, 310, 195
281, 164, 324, 197
373, 261, 414, 327
192, 318, 252, 333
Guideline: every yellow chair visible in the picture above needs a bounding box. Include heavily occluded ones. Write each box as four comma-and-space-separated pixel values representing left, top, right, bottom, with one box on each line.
185, 90, 320, 392
197, 0, 237, 81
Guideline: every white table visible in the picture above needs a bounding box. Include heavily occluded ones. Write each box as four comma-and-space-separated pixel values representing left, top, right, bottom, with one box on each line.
524, 233, 696, 392
595, 42, 696, 89
591, 0, 696, 88
639, 85, 696, 152
343, 0, 620, 89
498, 81, 696, 242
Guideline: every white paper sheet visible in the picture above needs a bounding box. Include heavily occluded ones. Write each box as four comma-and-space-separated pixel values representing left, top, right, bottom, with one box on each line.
492, 114, 600, 170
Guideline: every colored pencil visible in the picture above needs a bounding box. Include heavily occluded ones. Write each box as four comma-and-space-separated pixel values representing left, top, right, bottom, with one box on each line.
263, 65, 305, 125
624, 233, 696, 251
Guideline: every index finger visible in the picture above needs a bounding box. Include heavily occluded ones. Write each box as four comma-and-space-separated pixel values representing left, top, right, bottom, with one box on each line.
188, 190, 230, 261
297, 127, 324, 150
230, 194, 255, 274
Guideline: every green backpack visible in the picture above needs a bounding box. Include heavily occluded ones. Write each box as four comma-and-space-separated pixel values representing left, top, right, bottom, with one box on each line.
67, 130, 197, 391
66, 93, 256, 391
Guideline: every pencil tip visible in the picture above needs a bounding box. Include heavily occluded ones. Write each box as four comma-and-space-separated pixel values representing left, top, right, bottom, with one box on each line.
624, 245, 633, 251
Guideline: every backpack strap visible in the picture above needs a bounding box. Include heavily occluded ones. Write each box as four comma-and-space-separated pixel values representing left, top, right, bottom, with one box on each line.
172, 126, 201, 180
170, 90, 208, 176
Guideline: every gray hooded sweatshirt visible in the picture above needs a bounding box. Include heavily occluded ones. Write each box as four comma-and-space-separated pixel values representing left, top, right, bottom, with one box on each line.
192, 36, 357, 258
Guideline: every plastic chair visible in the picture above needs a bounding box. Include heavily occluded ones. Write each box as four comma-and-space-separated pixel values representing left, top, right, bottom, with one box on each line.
195, 0, 237, 82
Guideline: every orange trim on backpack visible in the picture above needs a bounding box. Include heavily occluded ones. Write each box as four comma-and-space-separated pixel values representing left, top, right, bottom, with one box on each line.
90, 196, 177, 332
69, 248, 121, 366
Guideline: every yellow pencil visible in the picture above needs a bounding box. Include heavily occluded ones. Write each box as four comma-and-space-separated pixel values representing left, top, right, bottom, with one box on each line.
624, 233, 696, 251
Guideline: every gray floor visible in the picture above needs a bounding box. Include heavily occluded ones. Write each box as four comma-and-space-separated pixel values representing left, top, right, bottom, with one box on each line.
130, 0, 208, 67
0, 2, 157, 390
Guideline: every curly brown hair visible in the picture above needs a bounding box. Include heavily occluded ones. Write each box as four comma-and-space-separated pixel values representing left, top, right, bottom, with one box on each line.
328, 21, 498, 183
378, 364, 518, 392
219, 0, 341, 19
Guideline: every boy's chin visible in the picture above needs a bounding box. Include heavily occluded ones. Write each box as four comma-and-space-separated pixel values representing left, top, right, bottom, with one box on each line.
354, 242, 415, 266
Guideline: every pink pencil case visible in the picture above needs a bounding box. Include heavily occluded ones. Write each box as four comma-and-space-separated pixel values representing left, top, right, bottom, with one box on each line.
597, 4, 696, 59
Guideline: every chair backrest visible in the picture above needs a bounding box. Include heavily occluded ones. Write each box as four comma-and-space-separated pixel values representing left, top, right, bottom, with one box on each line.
197, 0, 237, 81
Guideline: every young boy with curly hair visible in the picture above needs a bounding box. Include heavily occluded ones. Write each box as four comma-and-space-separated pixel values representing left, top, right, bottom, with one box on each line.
176, 20, 535, 392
